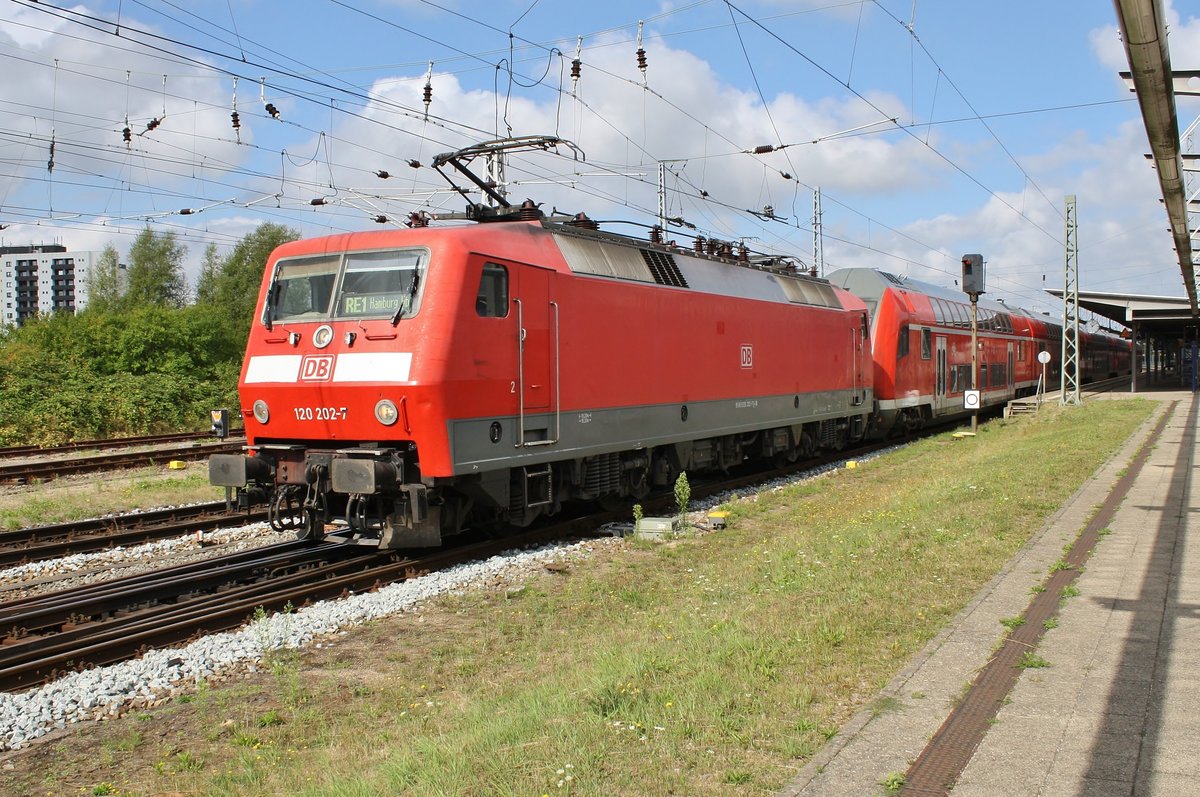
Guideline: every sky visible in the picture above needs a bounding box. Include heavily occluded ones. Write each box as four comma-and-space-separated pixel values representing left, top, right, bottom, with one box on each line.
2, 0, 1199, 322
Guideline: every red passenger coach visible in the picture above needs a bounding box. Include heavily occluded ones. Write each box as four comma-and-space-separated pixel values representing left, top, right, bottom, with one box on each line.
827, 268, 1131, 436
211, 218, 873, 548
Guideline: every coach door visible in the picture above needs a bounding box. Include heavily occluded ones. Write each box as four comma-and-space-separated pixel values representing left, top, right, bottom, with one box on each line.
513, 265, 559, 447
935, 336, 948, 406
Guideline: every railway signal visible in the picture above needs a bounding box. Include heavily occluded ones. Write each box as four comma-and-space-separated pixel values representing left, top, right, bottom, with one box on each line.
210, 409, 230, 439
962, 254, 986, 433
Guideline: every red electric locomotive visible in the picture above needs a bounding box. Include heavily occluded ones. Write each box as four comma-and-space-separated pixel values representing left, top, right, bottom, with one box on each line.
210, 212, 873, 548
827, 268, 1131, 436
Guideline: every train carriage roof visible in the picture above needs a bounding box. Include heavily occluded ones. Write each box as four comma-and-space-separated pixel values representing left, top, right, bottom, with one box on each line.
826, 267, 1036, 321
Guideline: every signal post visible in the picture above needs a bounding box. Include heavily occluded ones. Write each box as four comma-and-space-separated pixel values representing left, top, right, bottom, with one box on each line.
961, 254, 985, 433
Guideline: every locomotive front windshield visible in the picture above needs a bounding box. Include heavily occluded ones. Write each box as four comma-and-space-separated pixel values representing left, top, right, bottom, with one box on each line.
266, 248, 427, 324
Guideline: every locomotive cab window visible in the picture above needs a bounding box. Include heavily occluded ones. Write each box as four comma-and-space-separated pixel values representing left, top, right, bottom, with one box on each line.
267, 255, 339, 322
897, 325, 910, 359
334, 249, 426, 320
476, 263, 509, 318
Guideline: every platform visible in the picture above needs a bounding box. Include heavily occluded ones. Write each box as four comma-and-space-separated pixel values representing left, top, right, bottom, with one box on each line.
782, 382, 1198, 796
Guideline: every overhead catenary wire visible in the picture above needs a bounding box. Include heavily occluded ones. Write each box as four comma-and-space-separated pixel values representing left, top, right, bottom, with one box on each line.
0, 0, 1162, 305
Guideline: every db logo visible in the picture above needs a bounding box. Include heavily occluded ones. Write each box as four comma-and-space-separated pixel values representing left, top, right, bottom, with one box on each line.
740, 344, 754, 369
300, 354, 335, 381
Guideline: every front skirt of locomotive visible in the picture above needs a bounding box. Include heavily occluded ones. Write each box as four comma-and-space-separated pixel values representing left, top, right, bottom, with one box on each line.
209, 444, 440, 548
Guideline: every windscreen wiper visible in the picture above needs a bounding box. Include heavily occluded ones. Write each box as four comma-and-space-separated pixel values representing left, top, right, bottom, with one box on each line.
391, 271, 420, 326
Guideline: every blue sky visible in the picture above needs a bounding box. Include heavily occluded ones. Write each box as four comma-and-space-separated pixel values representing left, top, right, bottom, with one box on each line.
2, 0, 1198, 319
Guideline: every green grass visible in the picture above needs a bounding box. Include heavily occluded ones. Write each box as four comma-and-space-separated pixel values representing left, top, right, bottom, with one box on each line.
0, 470, 222, 530
43, 399, 1154, 797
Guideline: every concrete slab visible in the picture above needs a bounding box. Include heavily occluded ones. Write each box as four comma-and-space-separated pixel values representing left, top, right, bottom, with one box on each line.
780, 390, 1200, 797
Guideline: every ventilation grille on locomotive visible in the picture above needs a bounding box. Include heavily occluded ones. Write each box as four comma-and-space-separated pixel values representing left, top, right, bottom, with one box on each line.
640, 249, 688, 288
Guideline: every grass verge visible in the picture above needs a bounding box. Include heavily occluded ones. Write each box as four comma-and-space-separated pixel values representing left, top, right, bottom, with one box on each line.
5, 399, 1156, 797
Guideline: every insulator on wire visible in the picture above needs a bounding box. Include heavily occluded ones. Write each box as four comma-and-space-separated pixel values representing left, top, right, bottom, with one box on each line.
422, 61, 433, 118
780, 171, 792, 181
571, 36, 583, 96
407, 159, 421, 169
122, 124, 131, 144
179, 208, 194, 215
374, 215, 387, 224
376, 170, 390, 179
230, 111, 240, 130
145, 117, 161, 133
310, 197, 326, 206
47, 137, 55, 173
635, 20, 647, 77
753, 144, 774, 154
259, 78, 279, 119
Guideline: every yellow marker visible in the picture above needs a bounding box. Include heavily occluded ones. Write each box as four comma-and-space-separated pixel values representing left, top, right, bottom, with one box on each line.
167, 460, 188, 470
846, 460, 858, 469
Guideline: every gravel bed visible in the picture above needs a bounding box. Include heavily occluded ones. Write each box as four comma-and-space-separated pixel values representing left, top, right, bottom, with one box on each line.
0, 521, 293, 599
0, 445, 900, 752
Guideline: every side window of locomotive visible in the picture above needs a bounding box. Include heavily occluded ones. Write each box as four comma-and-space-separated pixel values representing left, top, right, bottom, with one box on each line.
476, 263, 509, 318
335, 249, 427, 319
897, 325, 910, 359
921, 328, 932, 359
270, 255, 340, 322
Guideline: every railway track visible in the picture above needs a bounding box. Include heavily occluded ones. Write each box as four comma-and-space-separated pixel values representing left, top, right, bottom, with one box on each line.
0, 501, 268, 569
0, 430, 244, 459
0, 439, 244, 484
0, 514, 600, 693
0, 436, 897, 694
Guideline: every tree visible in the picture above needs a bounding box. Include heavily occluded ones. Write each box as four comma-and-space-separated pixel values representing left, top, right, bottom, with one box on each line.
85, 244, 123, 313
194, 243, 222, 305
123, 227, 188, 309
199, 222, 298, 338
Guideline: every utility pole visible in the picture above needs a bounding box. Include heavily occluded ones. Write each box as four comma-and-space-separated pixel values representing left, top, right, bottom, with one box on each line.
812, 187, 825, 277
1061, 194, 1081, 405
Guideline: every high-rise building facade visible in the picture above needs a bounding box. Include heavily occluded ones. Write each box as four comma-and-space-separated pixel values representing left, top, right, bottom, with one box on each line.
1, 244, 98, 326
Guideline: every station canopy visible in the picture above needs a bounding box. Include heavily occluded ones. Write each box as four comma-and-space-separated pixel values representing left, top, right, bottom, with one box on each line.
1044, 287, 1194, 337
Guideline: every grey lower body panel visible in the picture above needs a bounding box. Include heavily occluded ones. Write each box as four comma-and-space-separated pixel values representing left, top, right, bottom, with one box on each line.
448, 389, 872, 475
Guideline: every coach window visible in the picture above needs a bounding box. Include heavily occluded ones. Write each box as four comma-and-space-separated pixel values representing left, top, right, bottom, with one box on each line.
921, 328, 932, 359
476, 262, 509, 318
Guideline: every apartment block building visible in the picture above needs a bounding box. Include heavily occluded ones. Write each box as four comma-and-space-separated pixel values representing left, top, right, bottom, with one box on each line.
1, 244, 98, 326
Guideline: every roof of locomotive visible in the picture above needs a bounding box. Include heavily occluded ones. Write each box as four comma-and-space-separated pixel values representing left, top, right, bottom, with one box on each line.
267, 218, 859, 312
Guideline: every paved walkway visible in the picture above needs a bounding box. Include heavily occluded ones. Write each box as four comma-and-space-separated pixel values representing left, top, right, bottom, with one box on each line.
782, 387, 1199, 797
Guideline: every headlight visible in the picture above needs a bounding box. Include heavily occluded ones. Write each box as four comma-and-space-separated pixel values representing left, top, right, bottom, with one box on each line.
252, 400, 270, 424
374, 399, 399, 426
313, 324, 334, 349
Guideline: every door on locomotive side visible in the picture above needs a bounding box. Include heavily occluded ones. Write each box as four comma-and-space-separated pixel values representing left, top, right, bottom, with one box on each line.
511, 264, 558, 445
